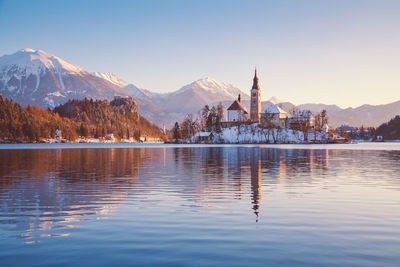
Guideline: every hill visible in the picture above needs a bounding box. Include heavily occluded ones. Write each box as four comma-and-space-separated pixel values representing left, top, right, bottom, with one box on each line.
375, 115, 400, 140
0, 96, 162, 142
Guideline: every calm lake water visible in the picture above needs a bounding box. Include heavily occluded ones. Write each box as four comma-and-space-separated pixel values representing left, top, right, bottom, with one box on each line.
0, 143, 399, 266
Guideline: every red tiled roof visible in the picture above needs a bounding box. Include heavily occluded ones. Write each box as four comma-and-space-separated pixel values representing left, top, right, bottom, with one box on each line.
227, 100, 248, 114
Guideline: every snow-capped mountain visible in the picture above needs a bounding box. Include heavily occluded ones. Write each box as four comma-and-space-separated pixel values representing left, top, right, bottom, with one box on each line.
0, 49, 128, 107
0, 49, 249, 127
160, 77, 248, 113
92, 72, 128, 88
268, 96, 284, 105
171, 77, 248, 99
122, 77, 249, 127
124, 84, 158, 101
1, 49, 399, 128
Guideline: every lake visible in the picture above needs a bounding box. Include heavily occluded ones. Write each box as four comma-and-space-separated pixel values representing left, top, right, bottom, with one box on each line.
0, 143, 399, 266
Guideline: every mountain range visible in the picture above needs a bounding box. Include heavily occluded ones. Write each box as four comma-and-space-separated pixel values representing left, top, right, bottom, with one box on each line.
1, 48, 399, 128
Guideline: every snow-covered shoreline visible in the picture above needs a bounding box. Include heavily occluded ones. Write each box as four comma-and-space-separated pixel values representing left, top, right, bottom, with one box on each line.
188, 124, 331, 144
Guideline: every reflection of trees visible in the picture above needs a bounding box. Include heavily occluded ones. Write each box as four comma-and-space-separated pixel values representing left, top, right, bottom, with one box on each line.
2, 146, 398, 243
0, 147, 332, 239
0, 148, 160, 241
259, 148, 329, 181
172, 146, 331, 222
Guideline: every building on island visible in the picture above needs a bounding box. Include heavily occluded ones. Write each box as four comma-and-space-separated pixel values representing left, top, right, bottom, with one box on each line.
227, 94, 248, 122
322, 124, 329, 133
220, 69, 321, 135
250, 69, 261, 122
260, 105, 287, 128
54, 129, 62, 139
289, 110, 314, 129
197, 132, 214, 143
106, 133, 115, 141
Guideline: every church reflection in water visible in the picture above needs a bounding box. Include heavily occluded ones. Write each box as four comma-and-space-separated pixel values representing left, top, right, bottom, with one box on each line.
250, 149, 261, 221
171, 146, 330, 222
0, 146, 334, 241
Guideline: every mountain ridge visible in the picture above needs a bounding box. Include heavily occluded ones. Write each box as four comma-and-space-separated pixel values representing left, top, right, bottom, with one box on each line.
0, 48, 129, 108
1, 48, 399, 128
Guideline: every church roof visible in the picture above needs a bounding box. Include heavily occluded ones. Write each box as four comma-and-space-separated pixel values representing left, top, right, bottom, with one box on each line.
261, 105, 287, 114
227, 100, 248, 114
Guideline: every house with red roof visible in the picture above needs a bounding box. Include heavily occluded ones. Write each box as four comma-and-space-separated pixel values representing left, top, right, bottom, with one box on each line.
227, 94, 248, 122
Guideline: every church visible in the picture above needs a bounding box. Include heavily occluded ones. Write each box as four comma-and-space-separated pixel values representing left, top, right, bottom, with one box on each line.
226, 69, 261, 124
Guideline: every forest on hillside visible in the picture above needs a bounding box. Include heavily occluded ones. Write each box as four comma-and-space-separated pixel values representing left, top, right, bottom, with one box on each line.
375, 115, 400, 140
0, 96, 163, 142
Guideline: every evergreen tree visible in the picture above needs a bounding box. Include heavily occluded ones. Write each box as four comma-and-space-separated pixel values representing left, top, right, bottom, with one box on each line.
173, 122, 181, 142
80, 123, 89, 137
321, 109, 328, 125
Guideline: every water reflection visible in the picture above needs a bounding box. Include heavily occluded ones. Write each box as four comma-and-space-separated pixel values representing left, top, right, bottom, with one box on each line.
250, 150, 261, 221
0, 146, 399, 243
0, 148, 161, 242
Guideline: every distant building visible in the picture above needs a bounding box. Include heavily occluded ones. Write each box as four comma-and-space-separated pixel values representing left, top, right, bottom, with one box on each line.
322, 124, 329, 133
54, 129, 62, 139
197, 132, 214, 143
250, 69, 261, 122
290, 110, 314, 129
227, 94, 248, 122
260, 105, 287, 128
106, 133, 115, 141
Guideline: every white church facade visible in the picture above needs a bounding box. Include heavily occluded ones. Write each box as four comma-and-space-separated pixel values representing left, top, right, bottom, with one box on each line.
224, 69, 319, 132
227, 94, 248, 122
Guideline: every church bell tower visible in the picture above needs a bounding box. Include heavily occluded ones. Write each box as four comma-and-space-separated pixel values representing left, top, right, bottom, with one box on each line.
250, 68, 261, 122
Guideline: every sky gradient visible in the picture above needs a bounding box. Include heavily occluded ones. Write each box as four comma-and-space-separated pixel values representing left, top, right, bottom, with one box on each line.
0, 0, 399, 108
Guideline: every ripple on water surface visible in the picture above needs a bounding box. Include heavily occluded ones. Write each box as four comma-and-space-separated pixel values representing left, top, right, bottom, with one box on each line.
0, 144, 399, 266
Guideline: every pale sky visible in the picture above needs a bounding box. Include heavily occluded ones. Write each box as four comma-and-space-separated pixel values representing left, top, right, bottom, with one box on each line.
0, 0, 399, 108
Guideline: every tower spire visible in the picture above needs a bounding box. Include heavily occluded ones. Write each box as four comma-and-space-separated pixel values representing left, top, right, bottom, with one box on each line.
250, 68, 261, 122
252, 67, 259, 90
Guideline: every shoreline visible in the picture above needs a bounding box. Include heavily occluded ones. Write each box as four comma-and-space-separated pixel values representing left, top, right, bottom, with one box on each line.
1, 142, 400, 151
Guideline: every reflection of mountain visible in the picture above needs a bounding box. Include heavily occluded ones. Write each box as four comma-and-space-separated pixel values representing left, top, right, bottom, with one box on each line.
1, 146, 399, 243
0, 148, 163, 241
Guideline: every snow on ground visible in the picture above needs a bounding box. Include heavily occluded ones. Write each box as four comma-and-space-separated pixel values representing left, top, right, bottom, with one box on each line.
189, 124, 330, 144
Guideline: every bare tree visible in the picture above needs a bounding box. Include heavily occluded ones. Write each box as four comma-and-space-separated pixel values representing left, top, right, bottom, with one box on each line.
276, 126, 283, 143
180, 114, 200, 139
261, 113, 275, 143
201, 105, 210, 129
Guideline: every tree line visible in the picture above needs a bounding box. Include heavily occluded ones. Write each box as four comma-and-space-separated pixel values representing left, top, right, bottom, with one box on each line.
375, 115, 400, 140
172, 102, 224, 141
0, 96, 163, 142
